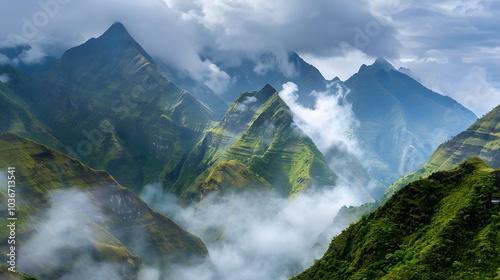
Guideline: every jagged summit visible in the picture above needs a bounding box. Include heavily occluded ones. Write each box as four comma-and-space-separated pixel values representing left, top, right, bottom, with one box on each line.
57, 22, 155, 68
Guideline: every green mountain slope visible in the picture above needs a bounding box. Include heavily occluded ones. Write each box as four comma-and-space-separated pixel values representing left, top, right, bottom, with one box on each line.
344, 58, 476, 189
0, 132, 210, 279
165, 84, 336, 203
0, 65, 61, 149
386, 103, 500, 197
293, 157, 500, 280
7, 22, 213, 190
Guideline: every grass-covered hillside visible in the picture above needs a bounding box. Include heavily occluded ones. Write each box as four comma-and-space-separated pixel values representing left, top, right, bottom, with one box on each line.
4, 23, 213, 191
167, 84, 337, 203
0, 132, 211, 280
294, 157, 500, 280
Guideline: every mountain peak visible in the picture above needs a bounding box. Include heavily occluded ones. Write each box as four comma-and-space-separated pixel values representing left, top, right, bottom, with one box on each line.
57, 22, 155, 69
259, 84, 278, 98
99, 21, 134, 43
371, 57, 395, 72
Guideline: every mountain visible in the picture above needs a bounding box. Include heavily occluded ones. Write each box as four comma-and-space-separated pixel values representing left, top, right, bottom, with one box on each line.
0, 64, 62, 149
158, 60, 229, 120
0, 132, 211, 279
4, 22, 214, 191
219, 52, 328, 107
293, 157, 500, 279
344, 58, 477, 191
386, 103, 500, 197
165, 84, 337, 203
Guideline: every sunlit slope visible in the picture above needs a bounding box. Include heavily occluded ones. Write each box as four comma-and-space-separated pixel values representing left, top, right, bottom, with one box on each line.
167, 84, 336, 202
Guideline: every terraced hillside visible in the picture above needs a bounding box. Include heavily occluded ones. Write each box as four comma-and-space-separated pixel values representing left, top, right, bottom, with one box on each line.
0, 132, 211, 280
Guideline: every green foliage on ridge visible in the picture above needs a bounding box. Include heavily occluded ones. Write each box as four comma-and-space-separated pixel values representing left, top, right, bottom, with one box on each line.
166, 84, 336, 203
293, 157, 500, 279
386, 103, 500, 198
3, 23, 213, 191
0, 132, 210, 279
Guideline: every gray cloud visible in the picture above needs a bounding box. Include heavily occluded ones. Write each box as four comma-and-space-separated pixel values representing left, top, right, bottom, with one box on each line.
0, 0, 401, 93
365, 0, 500, 114
1, 0, 499, 109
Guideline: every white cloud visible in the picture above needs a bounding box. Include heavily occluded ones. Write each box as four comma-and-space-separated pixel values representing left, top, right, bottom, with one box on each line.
0, 73, 9, 83
279, 81, 361, 156
300, 45, 374, 80
17, 44, 46, 64
235, 96, 257, 111
201, 60, 232, 93
398, 57, 500, 115
143, 184, 368, 280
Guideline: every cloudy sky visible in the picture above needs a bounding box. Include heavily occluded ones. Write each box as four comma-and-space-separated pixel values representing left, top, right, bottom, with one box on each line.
1, 0, 499, 115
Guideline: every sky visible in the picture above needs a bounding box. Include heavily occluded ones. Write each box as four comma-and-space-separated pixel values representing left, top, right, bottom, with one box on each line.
0, 0, 499, 115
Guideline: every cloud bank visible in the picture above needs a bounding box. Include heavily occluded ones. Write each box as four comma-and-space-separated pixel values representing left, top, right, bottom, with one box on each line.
0, 0, 400, 94
142, 184, 367, 280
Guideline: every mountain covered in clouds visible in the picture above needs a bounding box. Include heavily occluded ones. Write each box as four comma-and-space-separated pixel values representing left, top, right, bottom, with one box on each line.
3, 22, 215, 192
343, 58, 476, 191
0, 21, 488, 280
0, 132, 211, 279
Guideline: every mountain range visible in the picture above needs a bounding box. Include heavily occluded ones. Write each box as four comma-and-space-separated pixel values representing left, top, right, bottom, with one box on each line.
0, 21, 493, 279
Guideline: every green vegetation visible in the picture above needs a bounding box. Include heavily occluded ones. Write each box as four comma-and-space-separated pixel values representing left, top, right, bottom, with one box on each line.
293, 157, 500, 279
0, 23, 212, 191
386, 103, 500, 197
167, 84, 336, 203
0, 265, 37, 280
0, 132, 210, 279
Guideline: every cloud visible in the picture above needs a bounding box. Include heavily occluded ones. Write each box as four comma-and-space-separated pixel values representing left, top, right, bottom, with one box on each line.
142, 183, 368, 280
299, 45, 374, 80
0, 0, 402, 93
235, 96, 257, 111
279, 81, 361, 157
16, 44, 46, 64
17, 190, 111, 277
397, 57, 500, 116
166, 0, 399, 59
252, 50, 299, 78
